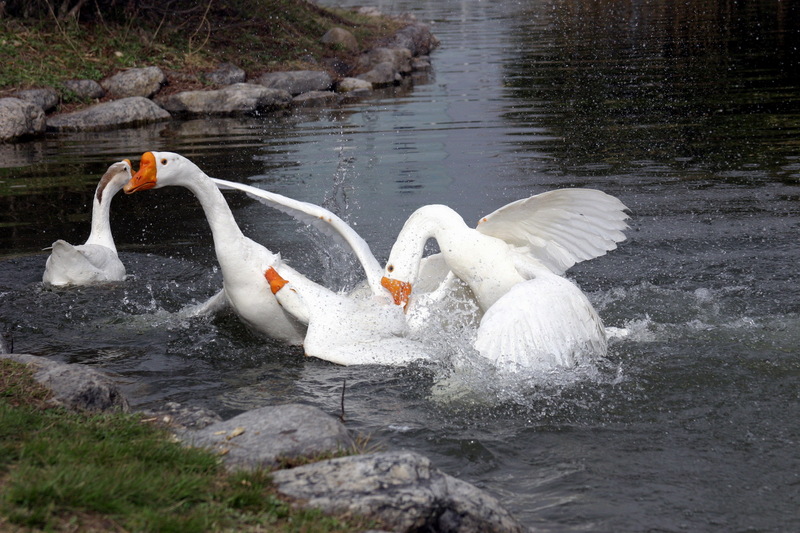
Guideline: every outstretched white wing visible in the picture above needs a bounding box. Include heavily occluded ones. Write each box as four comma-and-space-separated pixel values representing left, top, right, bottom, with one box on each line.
212, 177, 383, 295
476, 188, 629, 275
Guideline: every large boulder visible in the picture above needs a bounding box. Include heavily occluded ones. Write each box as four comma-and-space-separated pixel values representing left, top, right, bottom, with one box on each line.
358, 47, 413, 74
292, 90, 339, 107
271, 451, 526, 533
184, 404, 355, 470
156, 83, 292, 116
255, 70, 333, 96
46, 97, 171, 132
321, 27, 359, 52
1, 354, 129, 412
101, 66, 166, 98
385, 23, 440, 57
0, 98, 46, 142
12, 88, 60, 113
357, 62, 401, 87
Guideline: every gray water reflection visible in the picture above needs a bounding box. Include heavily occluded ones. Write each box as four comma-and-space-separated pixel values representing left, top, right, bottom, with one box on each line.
1, 0, 799, 531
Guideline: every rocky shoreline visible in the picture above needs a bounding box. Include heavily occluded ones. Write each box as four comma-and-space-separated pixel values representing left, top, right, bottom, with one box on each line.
1, 353, 527, 532
0, 13, 438, 143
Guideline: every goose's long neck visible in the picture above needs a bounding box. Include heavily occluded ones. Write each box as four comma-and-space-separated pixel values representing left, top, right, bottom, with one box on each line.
181, 170, 246, 250
398, 205, 469, 282
85, 187, 117, 250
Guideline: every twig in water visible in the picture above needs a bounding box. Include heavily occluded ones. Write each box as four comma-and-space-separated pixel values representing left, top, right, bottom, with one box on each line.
338, 379, 346, 423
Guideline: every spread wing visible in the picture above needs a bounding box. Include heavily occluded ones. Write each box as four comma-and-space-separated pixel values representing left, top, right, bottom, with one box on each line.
476, 188, 629, 275
211, 178, 383, 295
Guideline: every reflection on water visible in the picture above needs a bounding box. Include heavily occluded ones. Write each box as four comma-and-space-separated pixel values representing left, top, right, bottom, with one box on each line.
504, 0, 800, 180
1, 0, 799, 530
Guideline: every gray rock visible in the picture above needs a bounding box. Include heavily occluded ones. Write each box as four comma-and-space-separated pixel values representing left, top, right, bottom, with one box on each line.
0, 97, 46, 142
204, 62, 246, 86
337, 77, 373, 94
1, 353, 129, 412
321, 27, 359, 52
63, 79, 105, 99
357, 62, 401, 87
412, 56, 433, 72
292, 90, 339, 107
271, 451, 525, 533
141, 401, 222, 430
12, 87, 59, 112
256, 70, 332, 96
157, 83, 291, 116
385, 23, 440, 57
185, 404, 355, 470
356, 7, 383, 17
46, 97, 171, 132
101, 66, 166, 98
358, 47, 412, 74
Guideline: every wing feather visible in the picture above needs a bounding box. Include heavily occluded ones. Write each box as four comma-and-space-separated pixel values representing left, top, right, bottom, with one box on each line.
477, 188, 629, 274
211, 178, 383, 294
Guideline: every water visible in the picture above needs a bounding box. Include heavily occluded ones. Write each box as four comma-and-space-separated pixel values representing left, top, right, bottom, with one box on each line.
2, 0, 799, 530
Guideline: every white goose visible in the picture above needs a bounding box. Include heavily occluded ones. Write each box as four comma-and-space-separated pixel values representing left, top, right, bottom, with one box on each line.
42, 160, 131, 286
381, 189, 630, 373
124, 151, 427, 365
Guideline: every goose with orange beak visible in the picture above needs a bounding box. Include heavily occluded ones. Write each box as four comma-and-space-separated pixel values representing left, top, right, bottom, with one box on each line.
381, 189, 630, 373
123, 151, 426, 364
43, 160, 132, 286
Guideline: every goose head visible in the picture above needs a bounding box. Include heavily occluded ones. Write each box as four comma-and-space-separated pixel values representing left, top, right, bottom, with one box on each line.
96, 159, 133, 203
381, 205, 469, 308
124, 151, 202, 193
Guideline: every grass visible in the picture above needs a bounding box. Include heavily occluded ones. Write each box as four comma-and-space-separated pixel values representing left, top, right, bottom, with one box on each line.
0, 359, 379, 532
0, 0, 403, 101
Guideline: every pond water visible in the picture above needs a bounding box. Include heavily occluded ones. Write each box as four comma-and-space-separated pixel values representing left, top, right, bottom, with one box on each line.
2, 0, 799, 530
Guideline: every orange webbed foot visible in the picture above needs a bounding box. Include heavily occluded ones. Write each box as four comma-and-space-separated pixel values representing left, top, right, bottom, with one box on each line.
264, 267, 288, 294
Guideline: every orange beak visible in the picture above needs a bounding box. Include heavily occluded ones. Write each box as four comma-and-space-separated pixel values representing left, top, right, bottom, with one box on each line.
124, 152, 157, 194
381, 276, 412, 309
265, 267, 288, 294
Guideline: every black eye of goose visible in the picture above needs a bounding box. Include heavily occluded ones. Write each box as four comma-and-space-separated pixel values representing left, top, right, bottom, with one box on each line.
387, 265, 394, 273
161, 158, 168, 165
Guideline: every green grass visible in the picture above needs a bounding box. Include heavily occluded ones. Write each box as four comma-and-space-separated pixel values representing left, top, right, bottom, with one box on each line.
0, 359, 377, 532
0, 0, 402, 95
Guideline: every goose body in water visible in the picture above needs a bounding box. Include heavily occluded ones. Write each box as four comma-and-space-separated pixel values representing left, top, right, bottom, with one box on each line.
381, 189, 630, 372
42, 160, 131, 286
124, 151, 426, 365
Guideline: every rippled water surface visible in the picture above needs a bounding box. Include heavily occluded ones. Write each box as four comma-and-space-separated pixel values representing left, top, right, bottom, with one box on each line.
1, 1, 799, 530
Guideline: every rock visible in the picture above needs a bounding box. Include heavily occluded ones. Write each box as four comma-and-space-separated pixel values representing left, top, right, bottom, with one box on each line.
204, 62, 246, 86
12, 87, 59, 112
1, 353, 129, 412
412, 56, 433, 72
358, 47, 412, 74
101, 66, 166, 98
337, 77, 373, 94
271, 450, 526, 533
292, 90, 339, 107
62, 79, 105, 100
156, 83, 292, 116
356, 7, 383, 17
256, 70, 332, 96
46, 97, 171, 132
357, 62, 401, 87
0, 98, 46, 142
141, 401, 222, 430
184, 404, 355, 470
321, 27, 359, 52
385, 23, 440, 57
